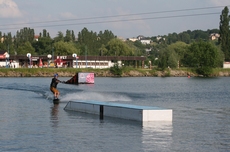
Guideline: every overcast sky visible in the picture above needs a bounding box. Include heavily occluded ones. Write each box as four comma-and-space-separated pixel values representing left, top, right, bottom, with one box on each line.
0, 0, 230, 39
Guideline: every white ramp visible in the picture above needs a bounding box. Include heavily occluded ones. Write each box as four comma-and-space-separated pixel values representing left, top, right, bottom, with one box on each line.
64, 100, 172, 122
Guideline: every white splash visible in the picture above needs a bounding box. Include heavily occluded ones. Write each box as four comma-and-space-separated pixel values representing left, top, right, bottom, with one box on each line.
60, 91, 132, 102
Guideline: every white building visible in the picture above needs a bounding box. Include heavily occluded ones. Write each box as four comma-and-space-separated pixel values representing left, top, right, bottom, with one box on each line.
128, 38, 138, 42
73, 60, 122, 69
223, 62, 230, 68
140, 39, 151, 45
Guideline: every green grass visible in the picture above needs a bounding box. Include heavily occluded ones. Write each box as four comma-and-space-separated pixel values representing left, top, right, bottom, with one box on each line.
1, 67, 230, 77
0, 67, 112, 77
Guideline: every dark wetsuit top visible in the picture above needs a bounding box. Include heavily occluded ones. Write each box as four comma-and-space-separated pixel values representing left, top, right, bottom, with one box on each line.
50, 78, 59, 88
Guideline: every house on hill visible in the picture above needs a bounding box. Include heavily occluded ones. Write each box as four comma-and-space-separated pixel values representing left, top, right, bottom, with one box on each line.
209, 33, 220, 40
137, 35, 145, 40
34, 35, 40, 41
140, 39, 151, 45
136, 35, 151, 45
127, 37, 138, 42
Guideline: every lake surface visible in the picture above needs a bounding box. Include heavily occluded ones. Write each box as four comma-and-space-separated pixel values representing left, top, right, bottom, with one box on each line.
0, 77, 230, 152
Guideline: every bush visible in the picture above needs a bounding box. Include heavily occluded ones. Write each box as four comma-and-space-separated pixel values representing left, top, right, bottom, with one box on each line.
196, 67, 213, 77
110, 64, 122, 76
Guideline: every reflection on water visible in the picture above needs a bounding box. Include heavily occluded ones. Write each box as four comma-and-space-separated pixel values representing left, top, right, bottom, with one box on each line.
50, 104, 59, 128
142, 121, 172, 151
64, 109, 173, 151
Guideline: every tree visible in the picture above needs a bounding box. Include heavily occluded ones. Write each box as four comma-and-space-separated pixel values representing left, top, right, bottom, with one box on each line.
42, 29, 48, 38
166, 33, 178, 44
187, 40, 220, 76
219, 6, 230, 61
15, 27, 35, 44
133, 40, 146, 55
77, 27, 98, 55
71, 30, 76, 42
1, 33, 13, 54
98, 30, 115, 45
54, 31, 64, 42
178, 32, 191, 44
167, 50, 178, 69
33, 36, 53, 55
99, 44, 108, 56
17, 41, 36, 55
158, 51, 167, 70
105, 38, 134, 56
64, 30, 73, 42
157, 47, 178, 69
77, 28, 116, 56
167, 41, 188, 67
53, 41, 79, 55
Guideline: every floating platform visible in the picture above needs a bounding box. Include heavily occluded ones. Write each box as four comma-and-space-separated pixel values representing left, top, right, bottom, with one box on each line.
64, 100, 172, 122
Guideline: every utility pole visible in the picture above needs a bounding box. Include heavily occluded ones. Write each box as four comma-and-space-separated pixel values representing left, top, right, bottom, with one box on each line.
85, 45, 88, 68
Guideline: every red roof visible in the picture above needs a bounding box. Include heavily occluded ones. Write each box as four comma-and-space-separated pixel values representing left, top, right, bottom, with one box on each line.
34, 35, 39, 39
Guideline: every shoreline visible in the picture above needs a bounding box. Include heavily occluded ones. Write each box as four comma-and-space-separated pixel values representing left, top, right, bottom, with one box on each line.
1, 68, 230, 77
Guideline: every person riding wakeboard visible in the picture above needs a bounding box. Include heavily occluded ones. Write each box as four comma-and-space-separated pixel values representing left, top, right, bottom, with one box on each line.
50, 73, 65, 99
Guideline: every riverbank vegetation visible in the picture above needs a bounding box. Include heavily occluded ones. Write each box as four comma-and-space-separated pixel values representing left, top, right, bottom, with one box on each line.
1, 67, 230, 77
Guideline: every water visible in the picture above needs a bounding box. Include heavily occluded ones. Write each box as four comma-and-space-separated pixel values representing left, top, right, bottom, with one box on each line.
0, 77, 230, 152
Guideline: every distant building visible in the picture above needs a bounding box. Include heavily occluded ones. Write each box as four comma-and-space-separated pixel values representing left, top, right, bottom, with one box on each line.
133, 35, 152, 45
0, 50, 7, 59
156, 36, 165, 41
34, 35, 39, 41
140, 39, 151, 45
137, 35, 145, 40
223, 62, 230, 68
0, 55, 146, 69
209, 33, 220, 40
1, 37, 5, 43
0, 51, 13, 67
127, 37, 138, 42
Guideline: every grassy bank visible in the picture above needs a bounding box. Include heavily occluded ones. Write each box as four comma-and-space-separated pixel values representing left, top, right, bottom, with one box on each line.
0, 68, 96, 77
0, 67, 230, 77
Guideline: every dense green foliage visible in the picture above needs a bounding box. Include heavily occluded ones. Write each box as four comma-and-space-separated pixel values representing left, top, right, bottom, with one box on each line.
219, 6, 230, 61
186, 41, 220, 76
151, 29, 219, 45
110, 63, 122, 76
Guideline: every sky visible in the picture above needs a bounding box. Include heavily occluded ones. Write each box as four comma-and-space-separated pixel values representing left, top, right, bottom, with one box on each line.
0, 0, 230, 39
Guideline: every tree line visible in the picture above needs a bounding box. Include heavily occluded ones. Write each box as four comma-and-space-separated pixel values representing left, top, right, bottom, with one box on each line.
139, 6, 229, 76
0, 6, 229, 76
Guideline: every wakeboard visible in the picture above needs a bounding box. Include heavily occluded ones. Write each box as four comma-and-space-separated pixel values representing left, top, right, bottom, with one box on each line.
53, 98, 60, 104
